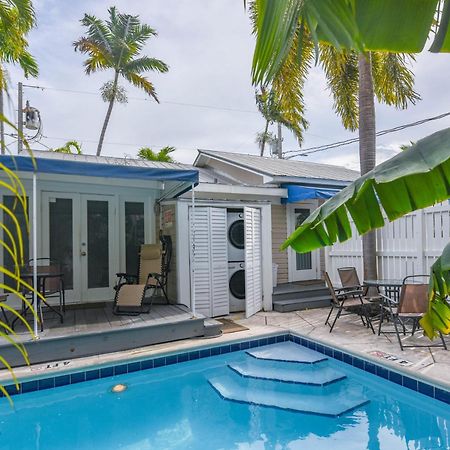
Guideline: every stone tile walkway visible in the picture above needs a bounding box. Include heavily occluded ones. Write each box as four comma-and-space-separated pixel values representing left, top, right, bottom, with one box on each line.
235, 308, 450, 389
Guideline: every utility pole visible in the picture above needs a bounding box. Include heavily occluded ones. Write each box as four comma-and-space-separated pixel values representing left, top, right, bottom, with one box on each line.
18, 81, 23, 153
0, 89, 4, 154
277, 122, 283, 158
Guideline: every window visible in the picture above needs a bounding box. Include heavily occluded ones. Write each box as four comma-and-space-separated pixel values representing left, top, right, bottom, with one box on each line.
125, 202, 145, 275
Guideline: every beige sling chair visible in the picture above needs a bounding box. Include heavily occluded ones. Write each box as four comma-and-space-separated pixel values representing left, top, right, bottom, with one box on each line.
113, 244, 167, 315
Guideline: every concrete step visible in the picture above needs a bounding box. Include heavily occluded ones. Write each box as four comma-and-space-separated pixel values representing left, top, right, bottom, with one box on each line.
273, 295, 331, 313
273, 284, 330, 302
203, 318, 222, 337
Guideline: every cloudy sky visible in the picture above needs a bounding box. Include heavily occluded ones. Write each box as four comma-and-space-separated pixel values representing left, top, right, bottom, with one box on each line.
5, 0, 450, 170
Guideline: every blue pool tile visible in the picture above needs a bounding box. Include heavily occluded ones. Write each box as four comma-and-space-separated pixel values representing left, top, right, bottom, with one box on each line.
230, 344, 240, 353
353, 358, 364, 370
165, 355, 177, 366
365, 362, 376, 375
324, 347, 333, 357
334, 350, 343, 361
275, 335, 284, 343
258, 338, 268, 347
220, 345, 231, 355
435, 388, 450, 404
240, 341, 250, 350
300, 338, 307, 347
249, 340, 258, 348
55, 375, 71, 387
210, 346, 221, 356
100, 366, 114, 378
418, 381, 434, 397
21, 380, 38, 393
114, 364, 128, 375
316, 344, 325, 354
127, 362, 141, 373
343, 353, 353, 366
141, 359, 154, 370
70, 372, 86, 384
154, 357, 166, 367
403, 376, 418, 392
189, 351, 200, 360
5, 384, 19, 396
376, 366, 389, 380
389, 371, 403, 386
38, 377, 55, 391
86, 369, 100, 381
293, 336, 301, 345
268, 337, 276, 345
177, 353, 189, 363
200, 349, 211, 358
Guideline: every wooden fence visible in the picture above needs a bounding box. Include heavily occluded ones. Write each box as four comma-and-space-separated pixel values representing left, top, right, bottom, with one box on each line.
325, 202, 450, 284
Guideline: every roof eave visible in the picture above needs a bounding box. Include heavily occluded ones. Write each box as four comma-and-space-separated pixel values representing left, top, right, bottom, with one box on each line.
272, 176, 353, 188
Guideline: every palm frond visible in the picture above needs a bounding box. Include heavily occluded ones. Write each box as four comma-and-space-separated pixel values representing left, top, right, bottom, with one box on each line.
372, 52, 421, 109
73, 38, 112, 74
122, 56, 168, 74
79, 13, 113, 54
122, 72, 158, 101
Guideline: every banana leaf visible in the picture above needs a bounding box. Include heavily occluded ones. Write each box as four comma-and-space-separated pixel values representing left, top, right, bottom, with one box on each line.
251, 0, 449, 86
282, 127, 450, 253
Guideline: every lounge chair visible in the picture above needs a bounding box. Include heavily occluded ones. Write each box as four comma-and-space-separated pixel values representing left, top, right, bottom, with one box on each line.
379, 275, 448, 351
324, 271, 375, 333
113, 242, 169, 315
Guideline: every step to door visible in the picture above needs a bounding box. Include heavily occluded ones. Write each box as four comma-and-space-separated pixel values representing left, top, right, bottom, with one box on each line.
229, 359, 346, 386
209, 375, 369, 417
273, 295, 331, 312
246, 342, 327, 364
273, 283, 329, 302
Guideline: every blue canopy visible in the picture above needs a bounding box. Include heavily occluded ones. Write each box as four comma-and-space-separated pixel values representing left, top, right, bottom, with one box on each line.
0, 155, 199, 183
281, 184, 341, 204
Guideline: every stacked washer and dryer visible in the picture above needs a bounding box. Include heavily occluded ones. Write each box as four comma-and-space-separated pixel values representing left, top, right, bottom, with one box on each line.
227, 210, 246, 312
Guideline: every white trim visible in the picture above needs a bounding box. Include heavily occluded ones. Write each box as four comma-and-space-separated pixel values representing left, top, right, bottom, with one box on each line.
261, 203, 273, 311
193, 183, 287, 198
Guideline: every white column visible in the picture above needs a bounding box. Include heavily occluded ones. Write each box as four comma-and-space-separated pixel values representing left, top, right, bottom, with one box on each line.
190, 183, 196, 316
32, 172, 38, 337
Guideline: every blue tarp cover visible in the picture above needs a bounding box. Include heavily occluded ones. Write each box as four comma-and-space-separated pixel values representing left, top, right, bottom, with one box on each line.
0, 155, 199, 183
281, 184, 340, 204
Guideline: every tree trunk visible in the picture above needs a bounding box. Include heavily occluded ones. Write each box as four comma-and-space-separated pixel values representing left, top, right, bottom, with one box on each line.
277, 122, 283, 158
96, 71, 119, 156
260, 120, 269, 156
358, 53, 378, 281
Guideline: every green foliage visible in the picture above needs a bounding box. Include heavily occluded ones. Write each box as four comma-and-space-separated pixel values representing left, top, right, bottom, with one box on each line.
52, 140, 83, 155
73, 6, 168, 101
0, 0, 38, 89
138, 146, 176, 163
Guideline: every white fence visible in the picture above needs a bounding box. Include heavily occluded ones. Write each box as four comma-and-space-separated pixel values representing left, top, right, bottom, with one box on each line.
325, 202, 450, 284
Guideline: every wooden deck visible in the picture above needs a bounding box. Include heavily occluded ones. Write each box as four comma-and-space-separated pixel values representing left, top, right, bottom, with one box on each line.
2, 303, 211, 367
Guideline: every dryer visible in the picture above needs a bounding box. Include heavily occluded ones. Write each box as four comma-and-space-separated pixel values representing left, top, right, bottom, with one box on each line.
228, 262, 245, 312
227, 211, 245, 262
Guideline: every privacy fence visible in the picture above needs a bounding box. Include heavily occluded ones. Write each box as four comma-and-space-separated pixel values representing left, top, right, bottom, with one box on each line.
325, 202, 450, 284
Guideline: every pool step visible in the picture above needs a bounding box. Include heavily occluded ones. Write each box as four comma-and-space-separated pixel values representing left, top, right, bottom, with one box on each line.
209, 375, 369, 417
247, 342, 327, 364
229, 359, 346, 386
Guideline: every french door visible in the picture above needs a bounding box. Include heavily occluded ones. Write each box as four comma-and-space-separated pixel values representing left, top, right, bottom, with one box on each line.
42, 192, 116, 303
288, 202, 319, 281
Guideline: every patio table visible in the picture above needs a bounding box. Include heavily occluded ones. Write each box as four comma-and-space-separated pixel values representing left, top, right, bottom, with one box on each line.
11, 271, 64, 332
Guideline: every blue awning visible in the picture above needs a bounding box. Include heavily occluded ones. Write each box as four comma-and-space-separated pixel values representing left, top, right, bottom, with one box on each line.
281, 184, 341, 204
0, 155, 199, 183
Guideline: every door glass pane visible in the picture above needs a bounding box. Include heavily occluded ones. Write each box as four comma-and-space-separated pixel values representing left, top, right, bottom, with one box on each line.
49, 198, 73, 289
125, 202, 145, 275
87, 200, 109, 288
3, 196, 29, 289
295, 208, 312, 270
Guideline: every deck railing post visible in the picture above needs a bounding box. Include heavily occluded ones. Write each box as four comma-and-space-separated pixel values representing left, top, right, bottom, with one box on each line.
190, 182, 196, 316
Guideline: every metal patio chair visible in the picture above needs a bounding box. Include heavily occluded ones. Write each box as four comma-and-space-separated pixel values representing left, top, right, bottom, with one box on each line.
379, 275, 448, 351
113, 236, 172, 315
324, 271, 375, 333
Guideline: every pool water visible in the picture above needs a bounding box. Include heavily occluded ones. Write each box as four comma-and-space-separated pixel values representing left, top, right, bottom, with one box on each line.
0, 341, 449, 450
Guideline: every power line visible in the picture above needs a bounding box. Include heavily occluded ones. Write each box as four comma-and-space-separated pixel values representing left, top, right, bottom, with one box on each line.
285, 110, 450, 158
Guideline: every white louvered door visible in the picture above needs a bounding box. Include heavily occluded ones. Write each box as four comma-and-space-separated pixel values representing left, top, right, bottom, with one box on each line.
191, 206, 229, 317
244, 207, 263, 318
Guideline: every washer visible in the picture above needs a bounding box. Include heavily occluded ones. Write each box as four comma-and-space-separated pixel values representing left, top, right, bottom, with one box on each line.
227, 211, 245, 262
229, 262, 245, 312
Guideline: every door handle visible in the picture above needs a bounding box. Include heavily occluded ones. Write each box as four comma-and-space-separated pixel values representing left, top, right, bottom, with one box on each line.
81, 251, 87, 256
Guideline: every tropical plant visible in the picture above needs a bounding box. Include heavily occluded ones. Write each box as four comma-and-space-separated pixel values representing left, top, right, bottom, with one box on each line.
138, 146, 176, 162
255, 130, 276, 157
52, 140, 82, 155
74, 6, 169, 156
249, 1, 450, 88
281, 128, 450, 337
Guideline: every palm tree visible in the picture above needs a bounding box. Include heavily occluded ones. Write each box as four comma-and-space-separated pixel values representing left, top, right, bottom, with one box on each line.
255, 130, 276, 157
52, 140, 82, 155
0, 0, 38, 153
138, 146, 176, 163
74, 7, 168, 156
249, 3, 419, 280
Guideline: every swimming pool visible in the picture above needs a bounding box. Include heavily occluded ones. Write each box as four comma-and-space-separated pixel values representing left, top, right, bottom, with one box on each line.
0, 334, 449, 449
